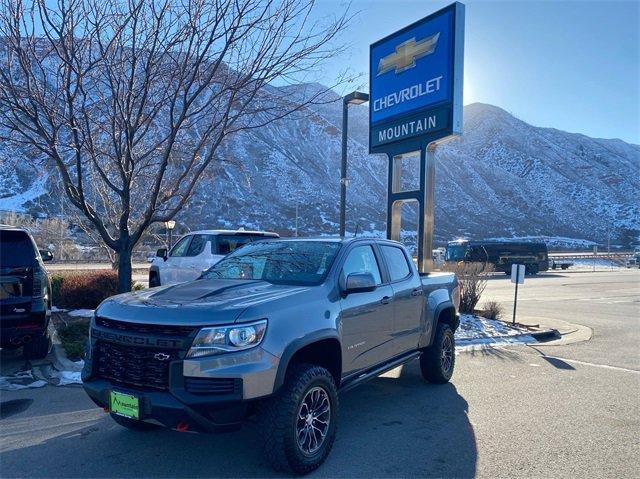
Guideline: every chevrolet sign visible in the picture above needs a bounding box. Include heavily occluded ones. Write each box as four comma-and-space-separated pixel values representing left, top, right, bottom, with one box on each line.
369, 2, 464, 151
377, 33, 441, 76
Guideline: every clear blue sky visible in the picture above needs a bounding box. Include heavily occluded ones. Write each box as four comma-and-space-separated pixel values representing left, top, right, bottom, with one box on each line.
311, 0, 639, 144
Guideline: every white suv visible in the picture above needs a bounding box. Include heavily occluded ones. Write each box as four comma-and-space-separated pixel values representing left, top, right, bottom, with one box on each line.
148, 230, 279, 287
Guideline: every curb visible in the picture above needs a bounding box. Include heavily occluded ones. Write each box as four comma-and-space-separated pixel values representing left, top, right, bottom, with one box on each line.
530, 329, 562, 342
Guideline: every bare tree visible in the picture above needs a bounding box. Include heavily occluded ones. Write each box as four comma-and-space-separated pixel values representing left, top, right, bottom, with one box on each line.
0, 0, 348, 291
443, 262, 494, 314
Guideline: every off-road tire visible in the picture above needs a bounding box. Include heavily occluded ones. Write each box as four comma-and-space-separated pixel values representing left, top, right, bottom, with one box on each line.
110, 413, 158, 431
420, 323, 455, 384
23, 331, 51, 360
258, 363, 338, 474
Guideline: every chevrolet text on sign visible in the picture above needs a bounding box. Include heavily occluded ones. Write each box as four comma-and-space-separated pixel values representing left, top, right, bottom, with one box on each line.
369, 2, 464, 151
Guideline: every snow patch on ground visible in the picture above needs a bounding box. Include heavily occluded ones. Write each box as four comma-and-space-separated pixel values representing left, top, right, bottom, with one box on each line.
67, 309, 95, 318
0, 371, 47, 391
455, 314, 535, 350
0, 361, 84, 390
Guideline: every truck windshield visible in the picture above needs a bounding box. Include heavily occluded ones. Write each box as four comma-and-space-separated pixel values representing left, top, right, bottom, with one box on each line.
445, 244, 467, 261
202, 241, 341, 286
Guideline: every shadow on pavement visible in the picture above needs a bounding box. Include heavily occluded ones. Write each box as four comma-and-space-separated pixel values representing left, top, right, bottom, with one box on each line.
1, 362, 476, 478
463, 346, 524, 362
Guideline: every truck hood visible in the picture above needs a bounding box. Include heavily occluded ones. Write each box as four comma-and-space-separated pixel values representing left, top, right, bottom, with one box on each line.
96, 278, 308, 326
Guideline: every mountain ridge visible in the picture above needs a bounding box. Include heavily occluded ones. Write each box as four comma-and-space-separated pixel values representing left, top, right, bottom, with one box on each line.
0, 94, 638, 247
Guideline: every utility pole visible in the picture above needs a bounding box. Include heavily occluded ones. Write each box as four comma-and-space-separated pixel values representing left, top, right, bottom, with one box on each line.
339, 91, 369, 237
295, 204, 299, 237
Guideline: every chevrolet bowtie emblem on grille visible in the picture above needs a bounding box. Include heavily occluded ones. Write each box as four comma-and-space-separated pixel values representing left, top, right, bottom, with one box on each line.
377, 32, 441, 76
154, 352, 171, 361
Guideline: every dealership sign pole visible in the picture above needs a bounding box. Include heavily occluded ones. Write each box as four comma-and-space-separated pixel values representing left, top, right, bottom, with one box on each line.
370, 2, 465, 272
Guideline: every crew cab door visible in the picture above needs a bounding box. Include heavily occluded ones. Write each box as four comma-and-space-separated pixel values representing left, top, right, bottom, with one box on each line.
178, 234, 213, 282
339, 244, 395, 376
379, 244, 423, 355
158, 235, 192, 285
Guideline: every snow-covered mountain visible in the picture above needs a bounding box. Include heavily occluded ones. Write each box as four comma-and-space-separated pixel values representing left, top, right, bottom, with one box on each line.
1, 83, 638, 246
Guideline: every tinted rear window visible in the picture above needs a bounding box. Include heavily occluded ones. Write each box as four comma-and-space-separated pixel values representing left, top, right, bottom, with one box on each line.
215, 235, 262, 255
381, 245, 411, 281
0, 230, 37, 267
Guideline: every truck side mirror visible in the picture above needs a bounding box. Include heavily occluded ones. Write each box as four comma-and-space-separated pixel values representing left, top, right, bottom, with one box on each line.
39, 249, 54, 262
343, 273, 377, 295
156, 248, 168, 260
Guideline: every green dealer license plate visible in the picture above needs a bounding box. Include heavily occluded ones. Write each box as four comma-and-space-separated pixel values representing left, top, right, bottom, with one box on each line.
110, 391, 139, 420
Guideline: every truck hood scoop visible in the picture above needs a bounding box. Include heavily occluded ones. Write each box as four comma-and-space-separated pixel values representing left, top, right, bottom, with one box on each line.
96, 279, 307, 326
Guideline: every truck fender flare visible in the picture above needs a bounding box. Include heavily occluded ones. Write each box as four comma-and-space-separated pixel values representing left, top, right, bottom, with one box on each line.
428, 301, 458, 345
272, 329, 341, 392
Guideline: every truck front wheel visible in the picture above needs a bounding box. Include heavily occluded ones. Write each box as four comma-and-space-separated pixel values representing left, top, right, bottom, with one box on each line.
420, 323, 455, 384
258, 363, 338, 474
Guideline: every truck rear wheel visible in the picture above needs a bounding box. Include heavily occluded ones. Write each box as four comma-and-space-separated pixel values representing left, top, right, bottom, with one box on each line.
258, 363, 338, 474
420, 323, 455, 384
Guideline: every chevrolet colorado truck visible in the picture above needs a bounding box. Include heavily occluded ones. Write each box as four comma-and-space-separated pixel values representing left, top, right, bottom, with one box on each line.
83, 237, 460, 474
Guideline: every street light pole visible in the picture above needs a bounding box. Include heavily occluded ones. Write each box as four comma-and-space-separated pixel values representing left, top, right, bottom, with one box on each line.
339, 91, 369, 237
165, 220, 176, 249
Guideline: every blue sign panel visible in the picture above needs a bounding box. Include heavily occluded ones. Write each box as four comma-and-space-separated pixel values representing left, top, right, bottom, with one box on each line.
369, 2, 464, 152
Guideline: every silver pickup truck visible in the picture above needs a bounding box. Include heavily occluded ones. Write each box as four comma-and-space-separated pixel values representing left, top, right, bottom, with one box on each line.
83, 237, 460, 474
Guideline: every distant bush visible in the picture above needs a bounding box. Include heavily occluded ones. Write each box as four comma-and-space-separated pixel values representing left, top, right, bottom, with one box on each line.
444, 262, 494, 314
51, 271, 119, 309
481, 300, 503, 320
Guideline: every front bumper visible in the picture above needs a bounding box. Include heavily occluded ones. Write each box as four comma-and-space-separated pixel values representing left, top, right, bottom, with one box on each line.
83, 376, 248, 432
82, 344, 280, 432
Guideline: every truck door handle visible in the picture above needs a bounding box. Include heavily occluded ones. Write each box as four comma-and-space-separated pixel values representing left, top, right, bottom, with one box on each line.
380, 296, 392, 305
411, 288, 422, 297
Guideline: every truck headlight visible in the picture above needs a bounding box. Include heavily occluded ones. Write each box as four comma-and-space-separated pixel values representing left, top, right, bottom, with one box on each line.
186, 320, 267, 358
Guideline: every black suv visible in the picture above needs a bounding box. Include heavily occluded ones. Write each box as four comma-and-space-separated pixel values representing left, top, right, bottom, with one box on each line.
0, 225, 54, 359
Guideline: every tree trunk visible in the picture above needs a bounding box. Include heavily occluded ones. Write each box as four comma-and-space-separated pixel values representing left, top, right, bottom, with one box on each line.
117, 247, 133, 293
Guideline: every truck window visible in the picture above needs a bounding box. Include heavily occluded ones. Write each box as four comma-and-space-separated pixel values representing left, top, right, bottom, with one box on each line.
0, 230, 36, 267
203, 241, 341, 286
185, 234, 207, 256
215, 235, 253, 255
169, 235, 191, 257
381, 245, 411, 281
342, 245, 382, 285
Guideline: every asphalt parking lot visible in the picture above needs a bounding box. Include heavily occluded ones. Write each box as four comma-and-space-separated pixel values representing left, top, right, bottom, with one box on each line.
1, 269, 639, 478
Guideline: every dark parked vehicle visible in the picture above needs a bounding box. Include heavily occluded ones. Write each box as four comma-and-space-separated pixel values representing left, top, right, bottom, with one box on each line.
83, 237, 460, 474
445, 239, 549, 274
0, 225, 53, 359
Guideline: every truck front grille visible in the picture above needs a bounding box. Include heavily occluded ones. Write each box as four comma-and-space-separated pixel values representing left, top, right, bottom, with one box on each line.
95, 341, 177, 390
95, 317, 196, 337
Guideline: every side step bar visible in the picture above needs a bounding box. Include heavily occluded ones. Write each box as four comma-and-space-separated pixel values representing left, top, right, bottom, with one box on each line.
339, 350, 422, 393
